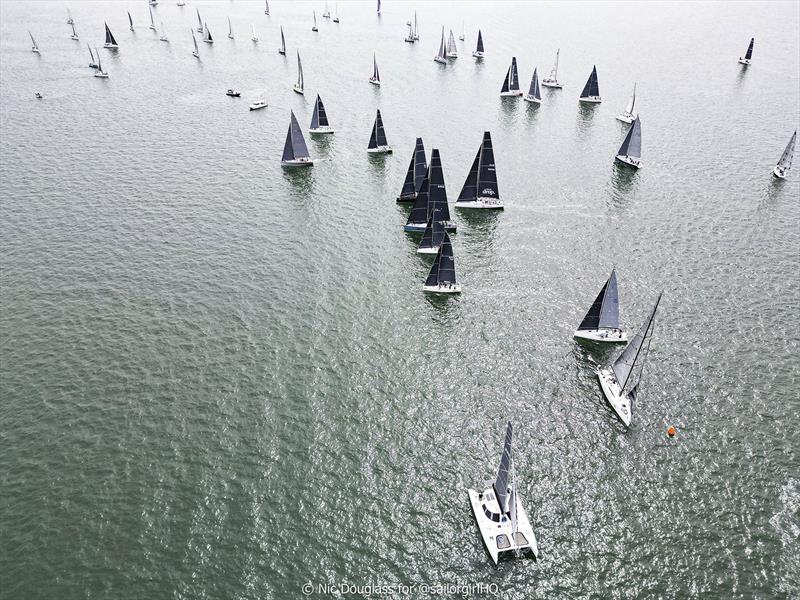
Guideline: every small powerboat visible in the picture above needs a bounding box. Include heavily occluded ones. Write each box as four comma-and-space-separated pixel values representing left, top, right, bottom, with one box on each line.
249, 98, 268, 110
35, 92, 43, 99
226, 89, 241, 97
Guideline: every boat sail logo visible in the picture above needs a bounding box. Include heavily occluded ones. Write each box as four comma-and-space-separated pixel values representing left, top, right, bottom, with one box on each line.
481, 188, 495, 196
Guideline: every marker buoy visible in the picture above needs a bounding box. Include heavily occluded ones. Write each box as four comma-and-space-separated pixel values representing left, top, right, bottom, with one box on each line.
667, 426, 676, 438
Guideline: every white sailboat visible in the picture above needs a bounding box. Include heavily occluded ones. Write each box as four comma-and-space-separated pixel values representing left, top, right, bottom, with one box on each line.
265, 0, 270, 16
67, 8, 73, 25
596, 293, 662, 426
195, 9, 204, 33
70, 21, 79, 41
412, 12, 419, 40
468, 422, 538, 564
615, 116, 642, 169
434, 27, 447, 64
103, 22, 118, 48
773, 131, 796, 179
616, 83, 637, 124
369, 53, 381, 86
404, 22, 414, 43
333, 4, 340, 23
251, 24, 259, 42
446, 29, 458, 58
323, 1, 331, 18
574, 269, 627, 342
177, 0, 185, 7
293, 50, 304, 94
159, 21, 169, 42
541, 48, 562, 88
128, 11, 134, 32
87, 44, 98, 68
459, 20, 465, 41
94, 46, 108, 77
191, 28, 200, 58
149, 6, 157, 31
227, 17, 234, 39
312, 11, 318, 32
29, 30, 41, 53
281, 110, 314, 167
249, 96, 268, 111
278, 26, 286, 55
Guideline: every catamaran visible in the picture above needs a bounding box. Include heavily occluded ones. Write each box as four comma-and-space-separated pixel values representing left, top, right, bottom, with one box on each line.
148, 6, 156, 30
293, 50, 304, 94
397, 138, 427, 202
265, 0, 270, 15
195, 9, 204, 33
542, 48, 562, 88
417, 211, 446, 255
369, 53, 381, 85
738, 37, 754, 65
500, 57, 522, 96
128, 11, 134, 31
617, 83, 637, 123
472, 30, 484, 58
367, 109, 392, 153
574, 269, 627, 343
434, 27, 447, 64
615, 116, 642, 169
312, 11, 318, 32
423, 232, 460, 293
159, 21, 169, 42
203, 22, 213, 43
323, 1, 331, 18
191, 28, 199, 58
94, 47, 108, 77
579, 66, 601, 103
67, 8, 73, 25
459, 20, 465, 41
278, 26, 286, 55
596, 293, 662, 426
309, 94, 334, 134
524, 68, 541, 104
251, 24, 258, 42
333, 4, 340, 23
227, 17, 234, 39
773, 131, 796, 179
103, 22, 118, 48
468, 422, 538, 564
446, 29, 458, 58
281, 111, 314, 167
456, 131, 503, 209
70, 21, 79, 41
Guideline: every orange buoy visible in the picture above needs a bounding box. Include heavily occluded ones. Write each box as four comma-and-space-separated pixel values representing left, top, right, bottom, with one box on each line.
667, 426, 676, 438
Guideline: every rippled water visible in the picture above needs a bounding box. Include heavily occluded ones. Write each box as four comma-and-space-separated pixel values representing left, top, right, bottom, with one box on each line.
1, 1, 799, 598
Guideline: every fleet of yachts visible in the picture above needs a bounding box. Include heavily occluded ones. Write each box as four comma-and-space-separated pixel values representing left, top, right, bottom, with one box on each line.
24, 1, 797, 566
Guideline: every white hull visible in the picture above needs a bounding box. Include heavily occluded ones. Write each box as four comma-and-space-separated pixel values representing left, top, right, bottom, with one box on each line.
424, 283, 461, 294
579, 96, 601, 103
149, 25, 157, 31
574, 329, 627, 343
404, 37, 415, 43
192, 51, 199, 58
405, 222, 456, 233
281, 158, 314, 167
596, 366, 632, 426
500, 90, 522, 97
71, 35, 79, 41
367, 146, 392, 154
249, 102, 268, 111
103, 43, 118, 49
292, 85, 304, 95
31, 48, 40, 54
615, 154, 641, 169
523, 95, 541, 104
472, 51, 484, 58
616, 113, 635, 124
203, 40, 213, 44
738, 58, 751, 65
309, 126, 335, 134
447, 52, 458, 58
456, 198, 504, 210
541, 80, 562, 88
433, 57, 447, 64
468, 488, 538, 565
417, 246, 440, 255
94, 72, 109, 78
773, 166, 788, 179
369, 78, 381, 86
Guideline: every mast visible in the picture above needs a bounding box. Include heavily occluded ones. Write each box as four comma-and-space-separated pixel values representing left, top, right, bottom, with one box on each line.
777, 131, 796, 171
413, 12, 418, 39
71, 21, 78, 39
29, 30, 38, 51
87, 43, 94, 64
425, 232, 457, 287
95, 46, 103, 72
580, 66, 600, 98
265, 0, 270, 16
612, 293, 662, 396
617, 116, 642, 159
493, 422, 513, 515
228, 17, 233, 39
578, 269, 620, 331
149, 6, 155, 29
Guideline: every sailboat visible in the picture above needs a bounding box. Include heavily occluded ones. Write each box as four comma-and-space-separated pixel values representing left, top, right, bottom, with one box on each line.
369, 53, 381, 85
446, 29, 458, 58
191, 28, 200, 58
773, 131, 796, 179
596, 293, 662, 426
177, 0, 185, 7
308, 94, 334, 134
227, 17, 234, 39
472, 29, 484, 58
128, 11, 134, 32
312, 11, 318, 32
404, 21, 415, 43
103, 22, 118, 48
67, 8, 73, 25
278, 27, 286, 54
468, 422, 538, 564
615, 116, 642, 169
94, 46, 108, 77
323, 1, 331, 18
456, 131, 503, 209
159, 21, 169, 42
406, 150, 455, 231
367, 109, 392, 154
251, 24, 259, 42
149, 7, 157, 31
397, 137, 427, 202
499, 57, 522, 97
265, 0, 270, 16
377, 0, 381, 15
203, 23, 213, 43
87, 44, 98, 68
423, 232, 460, 293
541, 48, 562, 88
617, 83, 637, 123
579, 66, 601, 103
333, 4, 340, 23
574, 269, 627, 342
70, 21, 79, 41
293, 50, 304, 94
524, 68, 541, 104
281, 111, 314, 167
405, 166, 431, 231
196, 9, 204, 33
738, 37, 754, 65
149, 0, 158, 5
434, 27, 447, 64
417, 211, 446, 255
412, 12, 419, 40
459, 20, 465, 41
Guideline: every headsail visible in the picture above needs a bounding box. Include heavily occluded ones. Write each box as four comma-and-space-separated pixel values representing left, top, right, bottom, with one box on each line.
203, 23, 213, 42
446, 29, 457, 56
368, 109, 388, 149
580, 66, 600, 98
578, 269, 620, 331
228, 17, 233, 38
549, 48, 560, 80
493, 422, 513, 515
777, 131, 796, 171
475, 29, 484, 53
617, 116, 642, 159
744, 37, 754, 60
104, 22, 117, 46
612, 293, 662, 397
425, 232, 457, 287
458, 132, 498, 203
282, 111, 311, 162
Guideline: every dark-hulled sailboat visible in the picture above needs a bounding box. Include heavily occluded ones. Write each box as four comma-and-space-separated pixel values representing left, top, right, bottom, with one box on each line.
308, 94, 334, 134
423, 232, 460, 293
738, 37, 754, 65
615, 116, 641, 169
367, 109, 392, 153
397, 138, 427, 202
456, 131, 503, 209
579, 65, 601, 103
281, 110, 313, 167
596, 292, 662, 426
574, 268, 626, 343
500, 57, 521, 96
103, 22, 118, 48
524, 67, 541, 104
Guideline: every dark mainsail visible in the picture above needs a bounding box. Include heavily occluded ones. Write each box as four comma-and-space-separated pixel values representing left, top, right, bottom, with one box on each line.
310, 94, 329, 128
282, 110, 310, 162
528, 68, 541, 100
428, 149, 451, 222
578, 269, 620, 331
418, 210, 445, 251
425, 232, 457, 287
458, 132, 499, 203
580, 66, 600, 98
493, 422, 513, 514
501, 57, 520, 93
398, 138, 427, 200
368, 109, 388, 149
612, 292, 662, 396
475, 30, 484, 53
744, 37, 754, 60
104, 22, 117, 46
617, 116, 642, 159
406, 166, 430, 227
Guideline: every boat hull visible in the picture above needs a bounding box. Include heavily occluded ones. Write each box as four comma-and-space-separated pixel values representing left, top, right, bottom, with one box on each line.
433, 57, 447, 64
447, 52, 458, 58
367, 146, 392, 154
596, 367, 632, 426
468, 488, 538, 565
309, 126, 335, 134
404, 37, 415, 43
579, 96, 601, 103
523, 95, 541, 104
94, 72, 109, 78
616, 113, 635, 124
279, 49, 286, 55
292, 85, 304, 94
574, 329, 628, 343
738, 58, 751, 65
773, 166, 787, 179
456, 198, 504, 210
500, 91, 522, 97
472, 51, 484, 58
615, 154, 641, 169
249, 103, 268, 111
103, 44, 118, 49
424, 283, 461, 294
541, 80, 562, 88
369, 78, 381, 86
281, 159, 314, 167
